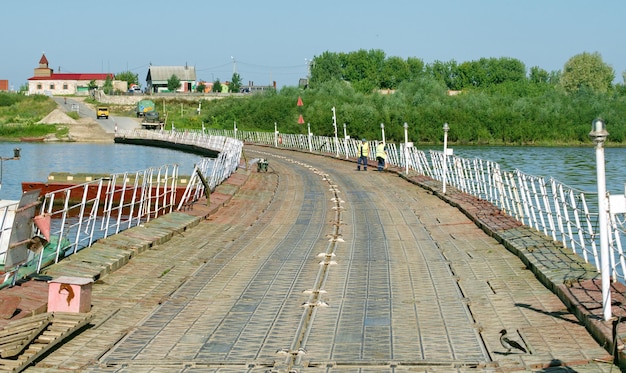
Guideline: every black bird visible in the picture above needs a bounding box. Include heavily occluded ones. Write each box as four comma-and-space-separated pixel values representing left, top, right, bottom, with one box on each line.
499, 329, 527, 354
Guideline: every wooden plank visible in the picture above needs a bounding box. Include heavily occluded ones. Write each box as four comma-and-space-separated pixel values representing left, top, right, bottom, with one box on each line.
12, 313, 94, 371
0, 314, 50, 330
0, 324, 43, 341
0, 319, 50, 358
0, 357, 22, 366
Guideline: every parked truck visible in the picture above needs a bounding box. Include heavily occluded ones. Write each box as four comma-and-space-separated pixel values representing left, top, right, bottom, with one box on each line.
136, 99, 155, 117
141, 110, 166, 130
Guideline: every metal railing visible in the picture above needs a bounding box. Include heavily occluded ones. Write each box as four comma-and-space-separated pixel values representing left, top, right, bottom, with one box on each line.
35, 164, 181, 272
217, 128, 624, 283
0, 201, 19, 269
1, 130, 244, 278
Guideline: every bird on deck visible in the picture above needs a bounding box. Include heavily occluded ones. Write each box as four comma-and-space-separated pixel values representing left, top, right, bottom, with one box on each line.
499, 329, 527, 354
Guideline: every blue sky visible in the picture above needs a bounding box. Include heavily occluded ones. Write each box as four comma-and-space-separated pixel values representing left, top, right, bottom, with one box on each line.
2, 0, 624, 90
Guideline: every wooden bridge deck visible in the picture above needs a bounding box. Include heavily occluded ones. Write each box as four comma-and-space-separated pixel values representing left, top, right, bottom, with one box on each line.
0, 145, 623, 372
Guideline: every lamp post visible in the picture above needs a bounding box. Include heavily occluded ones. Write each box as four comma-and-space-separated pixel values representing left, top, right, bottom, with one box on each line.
380, 123, 386, 145
589, 118, 611, 321
307, 123, 312, 152
403, 122, 409, 174
0, 148, 21, 193
343, 123, 348, 159
442, 123, 450, 194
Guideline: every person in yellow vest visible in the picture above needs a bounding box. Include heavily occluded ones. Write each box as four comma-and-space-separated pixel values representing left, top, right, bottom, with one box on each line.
376, 141, 387, 171
357, 138, 369, 171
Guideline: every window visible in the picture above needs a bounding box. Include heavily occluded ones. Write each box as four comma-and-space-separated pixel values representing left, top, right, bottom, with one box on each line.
37, 84, 42, 89
63, 84, 68, 90
49, 84, 55, 90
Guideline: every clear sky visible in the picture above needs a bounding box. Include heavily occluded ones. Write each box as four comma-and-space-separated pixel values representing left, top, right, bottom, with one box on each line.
2, 0, 624, 90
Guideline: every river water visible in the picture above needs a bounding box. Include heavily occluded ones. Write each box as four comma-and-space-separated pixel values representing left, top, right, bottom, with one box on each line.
0, 142, 206, 201
0, 142, 624, 202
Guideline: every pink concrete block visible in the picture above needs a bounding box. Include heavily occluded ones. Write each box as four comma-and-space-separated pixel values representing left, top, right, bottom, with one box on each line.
47, 276, 93, 313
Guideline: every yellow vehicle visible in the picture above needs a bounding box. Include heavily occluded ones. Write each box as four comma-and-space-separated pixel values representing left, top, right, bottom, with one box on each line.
96, 107, 109, 119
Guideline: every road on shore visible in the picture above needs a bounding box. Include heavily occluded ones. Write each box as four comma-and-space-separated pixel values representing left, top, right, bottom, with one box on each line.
54, 97, 139, 134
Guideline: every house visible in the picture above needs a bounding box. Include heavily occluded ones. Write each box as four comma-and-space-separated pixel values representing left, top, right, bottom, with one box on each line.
27, 53, 119, 95
146, 64, 196, 93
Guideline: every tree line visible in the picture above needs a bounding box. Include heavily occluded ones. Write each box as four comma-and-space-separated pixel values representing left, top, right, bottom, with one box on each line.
196, 50, 626, 146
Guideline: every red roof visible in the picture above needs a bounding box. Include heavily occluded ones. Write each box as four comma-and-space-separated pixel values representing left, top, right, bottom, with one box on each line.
39, 53, 48, 65
28, 73, 114, 81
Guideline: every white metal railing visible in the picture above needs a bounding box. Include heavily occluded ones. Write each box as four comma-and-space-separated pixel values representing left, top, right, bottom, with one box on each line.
114, 129, 243, 209
0, 131, 244, 280
0, 200, 19, 266
428, 149, 608, 275
215, 129, 624, 283
35, 164, 180, 272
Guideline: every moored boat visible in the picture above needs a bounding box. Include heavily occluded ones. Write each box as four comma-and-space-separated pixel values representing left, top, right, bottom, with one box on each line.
22, 172, 190, 206
20, 136, 46, 142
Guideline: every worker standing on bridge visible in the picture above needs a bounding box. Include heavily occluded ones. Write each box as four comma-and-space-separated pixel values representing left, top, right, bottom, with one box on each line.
357, 138, 369, 171
376, 141, 387, 171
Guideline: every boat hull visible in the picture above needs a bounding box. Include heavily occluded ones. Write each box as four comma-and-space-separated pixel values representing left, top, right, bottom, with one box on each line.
22, 182, 188, 206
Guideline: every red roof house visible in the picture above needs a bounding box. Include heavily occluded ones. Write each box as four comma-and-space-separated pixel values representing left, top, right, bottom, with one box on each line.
27, 53, 114, 95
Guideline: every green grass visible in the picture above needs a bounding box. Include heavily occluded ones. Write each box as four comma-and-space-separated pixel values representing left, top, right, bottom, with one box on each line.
0, 92, 66, 140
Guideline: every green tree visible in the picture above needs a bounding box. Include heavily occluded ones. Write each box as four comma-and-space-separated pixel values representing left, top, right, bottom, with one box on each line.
212, 80, 222, 93
341, 49, 385, 93
310, 51, 343, 86
406, 57, 426, 81
196, 82, 206, 93
380, 56, 409, 89
167, 74, 181, 92
427, 60, 461, 90
529, 66, 550, 84
559, 52, 614, 94
116, 70, 139, 88
230, 73, 242, 93
88, 79, 98, 90
103, 75, 113, 94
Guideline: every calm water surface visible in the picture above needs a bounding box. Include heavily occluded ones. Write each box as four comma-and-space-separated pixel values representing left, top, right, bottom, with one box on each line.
0, 142, 206, 201
0, 142, 624, 201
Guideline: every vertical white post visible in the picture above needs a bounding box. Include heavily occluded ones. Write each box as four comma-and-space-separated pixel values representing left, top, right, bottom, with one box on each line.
380, 123, 386, 145
403, 122, 409, 174
589, 118, 611, 321
274, 122, 278, 147
234, 120, 237, 139
343, 123, 348, 159
307, 123, 312, 152
443, 122, 449, 194
332, 107, 338, 157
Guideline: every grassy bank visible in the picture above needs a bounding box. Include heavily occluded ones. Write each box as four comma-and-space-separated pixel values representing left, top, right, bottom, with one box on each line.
0, 93, 84, 141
